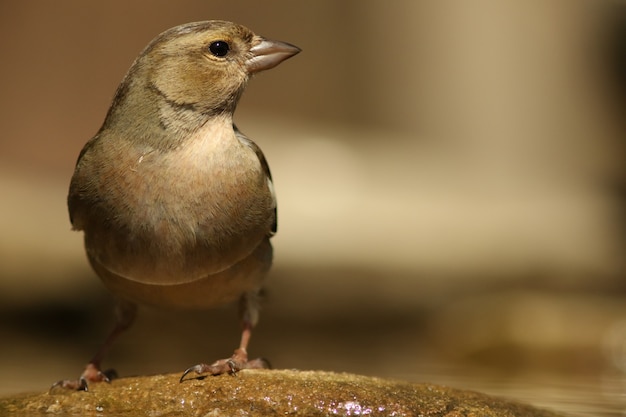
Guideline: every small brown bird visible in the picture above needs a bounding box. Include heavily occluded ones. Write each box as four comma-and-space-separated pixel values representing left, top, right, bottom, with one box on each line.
56, 21, 299, 390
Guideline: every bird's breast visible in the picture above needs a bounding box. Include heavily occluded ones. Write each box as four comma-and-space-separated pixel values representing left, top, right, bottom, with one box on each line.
77, 125, 274, 286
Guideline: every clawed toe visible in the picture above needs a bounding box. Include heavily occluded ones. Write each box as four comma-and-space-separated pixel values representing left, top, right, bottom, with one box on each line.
50, 364, 117, 392
180, 349, 270, 382
50, 377, 89, 392
180, 364, 207, 383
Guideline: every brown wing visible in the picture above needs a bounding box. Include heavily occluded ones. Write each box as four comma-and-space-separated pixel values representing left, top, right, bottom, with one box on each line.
234, 125, 277, 236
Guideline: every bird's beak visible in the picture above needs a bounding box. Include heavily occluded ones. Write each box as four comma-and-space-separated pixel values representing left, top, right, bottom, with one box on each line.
247, 38, 301, 74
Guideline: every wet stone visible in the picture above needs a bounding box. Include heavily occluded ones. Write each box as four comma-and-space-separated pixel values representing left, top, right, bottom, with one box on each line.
0, 369, 563, 416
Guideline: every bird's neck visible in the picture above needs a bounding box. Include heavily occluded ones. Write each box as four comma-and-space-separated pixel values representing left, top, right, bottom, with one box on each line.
102, 79, 237, 151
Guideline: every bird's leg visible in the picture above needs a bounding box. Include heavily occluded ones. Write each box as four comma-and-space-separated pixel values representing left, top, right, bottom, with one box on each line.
51, 299, 137, 391
180, 290, 270, 382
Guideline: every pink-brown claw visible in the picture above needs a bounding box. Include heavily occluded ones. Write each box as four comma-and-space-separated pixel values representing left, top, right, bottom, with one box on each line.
49, 377, 88, 392
50, 365, 117, 392
179, 352, 270, 383
179, 364, 208, 383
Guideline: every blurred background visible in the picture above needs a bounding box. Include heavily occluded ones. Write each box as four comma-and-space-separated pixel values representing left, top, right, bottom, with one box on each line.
0, 1, 625, 415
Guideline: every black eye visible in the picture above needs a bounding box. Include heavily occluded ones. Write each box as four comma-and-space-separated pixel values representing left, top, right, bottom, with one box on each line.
209, 41, 230, 57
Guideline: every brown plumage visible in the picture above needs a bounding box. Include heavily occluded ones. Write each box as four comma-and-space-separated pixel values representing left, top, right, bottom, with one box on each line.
56, 20, 299, 390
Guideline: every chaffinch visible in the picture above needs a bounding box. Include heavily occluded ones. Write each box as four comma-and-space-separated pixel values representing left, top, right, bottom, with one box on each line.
56, 20, 299, 390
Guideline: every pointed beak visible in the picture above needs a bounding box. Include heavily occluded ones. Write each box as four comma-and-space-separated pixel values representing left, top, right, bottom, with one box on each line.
246, 38, 301, 74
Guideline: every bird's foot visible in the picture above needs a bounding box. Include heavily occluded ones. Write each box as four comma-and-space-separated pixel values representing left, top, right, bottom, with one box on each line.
180, 348, 270, 382
50, 363, 117, 392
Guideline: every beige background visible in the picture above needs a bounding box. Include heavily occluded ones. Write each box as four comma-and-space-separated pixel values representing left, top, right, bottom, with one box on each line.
0, 1, 624, 413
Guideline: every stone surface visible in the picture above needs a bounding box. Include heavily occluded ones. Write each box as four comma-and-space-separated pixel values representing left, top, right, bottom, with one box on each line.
0, 369, 562, 416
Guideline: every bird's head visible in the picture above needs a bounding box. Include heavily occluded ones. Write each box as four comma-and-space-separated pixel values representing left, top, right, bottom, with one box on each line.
104, 21, 300, 139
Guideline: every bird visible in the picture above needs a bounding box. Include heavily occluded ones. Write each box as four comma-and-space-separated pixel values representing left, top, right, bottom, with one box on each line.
54, 20, 300, 391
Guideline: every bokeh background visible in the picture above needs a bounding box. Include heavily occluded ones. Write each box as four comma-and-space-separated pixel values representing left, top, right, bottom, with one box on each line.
1, 1, 625, 415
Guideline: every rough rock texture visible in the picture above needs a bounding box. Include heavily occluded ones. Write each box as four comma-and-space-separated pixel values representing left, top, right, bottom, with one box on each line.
0, 370, 562, 416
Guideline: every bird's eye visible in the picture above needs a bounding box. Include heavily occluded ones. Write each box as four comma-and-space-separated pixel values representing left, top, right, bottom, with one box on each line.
208, 41, 230, 57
